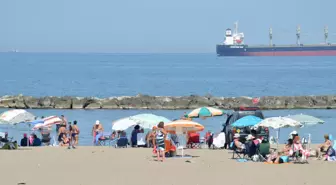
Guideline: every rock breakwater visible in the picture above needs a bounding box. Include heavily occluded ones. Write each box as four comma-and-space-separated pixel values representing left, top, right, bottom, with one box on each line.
0, 94, 335, 110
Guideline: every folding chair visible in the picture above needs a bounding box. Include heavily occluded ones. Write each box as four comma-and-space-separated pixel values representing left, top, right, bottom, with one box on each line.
187, 133, 201, 149
98, 132, 112, 146
115, 137, 128, 148
231, 142, 246, 159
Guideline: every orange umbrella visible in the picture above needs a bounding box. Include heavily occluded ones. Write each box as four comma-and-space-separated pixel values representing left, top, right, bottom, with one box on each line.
164, 119, 204, 133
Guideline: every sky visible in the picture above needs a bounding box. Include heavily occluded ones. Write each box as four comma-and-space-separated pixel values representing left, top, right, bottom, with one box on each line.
0, 0, 335, 53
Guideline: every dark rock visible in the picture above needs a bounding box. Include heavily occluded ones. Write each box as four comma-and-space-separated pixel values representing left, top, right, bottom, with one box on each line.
83, 98, 102, 109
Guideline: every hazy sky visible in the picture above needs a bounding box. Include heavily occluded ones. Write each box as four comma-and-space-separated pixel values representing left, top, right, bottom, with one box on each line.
0, 0, 335, 53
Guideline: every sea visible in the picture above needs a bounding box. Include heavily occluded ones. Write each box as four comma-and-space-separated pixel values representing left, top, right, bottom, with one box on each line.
0, 53, 336, 145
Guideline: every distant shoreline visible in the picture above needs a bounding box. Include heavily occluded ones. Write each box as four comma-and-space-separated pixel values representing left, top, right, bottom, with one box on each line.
0, 94, 335, 110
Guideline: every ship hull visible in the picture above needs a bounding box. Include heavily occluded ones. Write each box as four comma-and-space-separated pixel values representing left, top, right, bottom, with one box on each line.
216, 44, 336, 56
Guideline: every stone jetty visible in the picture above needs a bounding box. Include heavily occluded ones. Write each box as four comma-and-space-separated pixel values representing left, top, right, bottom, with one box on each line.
0, 94, 335, 110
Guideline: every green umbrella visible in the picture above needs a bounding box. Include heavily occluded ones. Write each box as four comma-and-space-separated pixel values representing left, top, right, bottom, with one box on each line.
187, 107, 225, 118
286, 114, 324, 126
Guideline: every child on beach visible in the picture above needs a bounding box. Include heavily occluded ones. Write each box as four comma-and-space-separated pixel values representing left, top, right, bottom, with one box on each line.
153, 122, 167, 162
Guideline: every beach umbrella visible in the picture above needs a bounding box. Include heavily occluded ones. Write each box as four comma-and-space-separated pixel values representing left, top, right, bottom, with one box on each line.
32, 116, 62, 130
187, 107, 225, 118
130, 114, 171, 126
164, 119, 204, 133
0, 109, 35, 125
255, 117, 302, 149
164, 120, 204, 157
286, 114, 324, 126
112, 114, 171, 131
231, 115, 263, 127
255, 117, 302, 129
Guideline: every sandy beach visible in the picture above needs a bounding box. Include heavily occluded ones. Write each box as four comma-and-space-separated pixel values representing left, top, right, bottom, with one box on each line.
0, 146, 335, 185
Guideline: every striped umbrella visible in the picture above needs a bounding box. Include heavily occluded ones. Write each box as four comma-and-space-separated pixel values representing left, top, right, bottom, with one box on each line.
164, 119, 204, 133
32, 116, 62, 130
187, 107, 225, 118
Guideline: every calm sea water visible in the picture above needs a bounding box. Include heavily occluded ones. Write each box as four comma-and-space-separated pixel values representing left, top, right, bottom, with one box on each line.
0, 53, 335, 145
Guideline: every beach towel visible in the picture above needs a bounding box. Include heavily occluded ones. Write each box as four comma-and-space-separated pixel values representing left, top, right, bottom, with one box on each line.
137, 133, 146, 146
212, 132, 225, 148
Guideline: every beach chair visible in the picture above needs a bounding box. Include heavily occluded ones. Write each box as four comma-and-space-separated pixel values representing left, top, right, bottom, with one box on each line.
165, 139, 177, 157
231, 142, 246, 159
256, 142, 270, 161
187, 132, 201, 149
115, 137, 128, 148
290, 143, 309, 164
98, 132, 116, 146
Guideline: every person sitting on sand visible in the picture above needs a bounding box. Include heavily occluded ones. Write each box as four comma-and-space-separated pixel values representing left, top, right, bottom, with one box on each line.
92, 120, 104, 145
59, 134, 70, 147
316, 134, 332, 159
233, 133, 245, 151
290, 136, 310, 158
58, 125, 67, 144
153, 122, 167, 162
131, 125, 140, 147
281, 139, 293, 156
32, 134, 42, 147
20, 133, 29, 147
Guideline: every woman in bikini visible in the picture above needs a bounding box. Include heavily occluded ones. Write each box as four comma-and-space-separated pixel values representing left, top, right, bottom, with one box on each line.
59, 133, 70, 147
316, 134, 332, 159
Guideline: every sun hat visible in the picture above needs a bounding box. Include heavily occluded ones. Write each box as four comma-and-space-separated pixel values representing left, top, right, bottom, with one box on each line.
246, 134, 255, 141
233, 133, 240, 138
95, 120, 100, 125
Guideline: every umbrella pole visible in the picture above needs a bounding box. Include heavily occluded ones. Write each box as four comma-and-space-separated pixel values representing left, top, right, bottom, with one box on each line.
276, 129, 280, 150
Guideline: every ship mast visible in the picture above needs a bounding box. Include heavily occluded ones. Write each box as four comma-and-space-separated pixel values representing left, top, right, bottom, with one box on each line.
296, 25, 301, 45
269, 27, 273, 46
324, 25, 329, 44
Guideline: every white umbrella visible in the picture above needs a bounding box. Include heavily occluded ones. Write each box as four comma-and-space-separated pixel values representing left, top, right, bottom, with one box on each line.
255, 117, 302, 149
112, 114, 171, 131
0, 109, 35, 125
112, 117, 138, 131
256, 117, 303, 129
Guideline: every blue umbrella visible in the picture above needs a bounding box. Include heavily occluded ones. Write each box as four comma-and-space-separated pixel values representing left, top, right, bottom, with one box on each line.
231, 115, 263, 127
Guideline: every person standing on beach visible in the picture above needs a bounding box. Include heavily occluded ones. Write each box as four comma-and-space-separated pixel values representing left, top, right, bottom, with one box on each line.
153, 122, 167, 162
57, 115, 67, 133
72, 120, 80, 147
92, 120, 104, 145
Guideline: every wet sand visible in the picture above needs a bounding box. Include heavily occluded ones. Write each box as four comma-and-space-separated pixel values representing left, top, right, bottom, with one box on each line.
1, 146, 335, 185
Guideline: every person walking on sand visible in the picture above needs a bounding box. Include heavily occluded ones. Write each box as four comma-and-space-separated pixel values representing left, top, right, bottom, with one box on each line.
92, 120, 104, 145
71, 120, 80, 147
153, 122, 167, 162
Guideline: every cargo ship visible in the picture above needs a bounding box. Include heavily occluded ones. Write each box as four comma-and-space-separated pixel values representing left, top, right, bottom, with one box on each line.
216, 22, 336, 56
